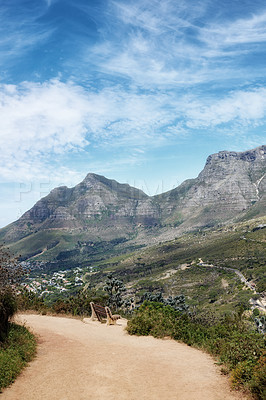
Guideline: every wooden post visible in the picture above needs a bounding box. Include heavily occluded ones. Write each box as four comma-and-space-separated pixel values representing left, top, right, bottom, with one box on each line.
90, 302, 98, 321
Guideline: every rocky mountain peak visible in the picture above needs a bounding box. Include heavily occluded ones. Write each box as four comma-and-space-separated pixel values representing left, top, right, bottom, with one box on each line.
77, 173, 148, 200
205, 145, 265, 167
156, 145, 265, 231
82, 172, 104, 184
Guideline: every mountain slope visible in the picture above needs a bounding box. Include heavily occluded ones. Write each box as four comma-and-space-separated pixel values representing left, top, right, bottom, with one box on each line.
0, 146, 265, 262
2, 173, 160, 243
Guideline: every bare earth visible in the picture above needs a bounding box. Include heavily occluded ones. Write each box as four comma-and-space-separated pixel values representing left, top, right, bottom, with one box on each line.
1, 314, 249, 400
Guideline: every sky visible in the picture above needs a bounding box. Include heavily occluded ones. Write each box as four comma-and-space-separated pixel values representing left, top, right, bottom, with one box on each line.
0, 0, 266, 227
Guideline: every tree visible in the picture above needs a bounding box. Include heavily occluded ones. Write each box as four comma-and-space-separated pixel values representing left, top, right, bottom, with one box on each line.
140, 292, 189, 313
0, 245, 25, 341
103, 273, 126, 310
254, 315, 266, 335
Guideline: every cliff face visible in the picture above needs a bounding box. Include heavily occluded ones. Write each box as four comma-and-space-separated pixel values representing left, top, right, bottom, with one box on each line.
1, 146, 265, 259
155, 145, 266, 229
198, 146, 265, 206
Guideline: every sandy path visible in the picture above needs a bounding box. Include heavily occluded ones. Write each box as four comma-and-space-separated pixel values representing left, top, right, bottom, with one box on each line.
1, 314, 249, 400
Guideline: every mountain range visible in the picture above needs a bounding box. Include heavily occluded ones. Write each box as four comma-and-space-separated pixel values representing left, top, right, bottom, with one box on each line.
0, 145, 265, 263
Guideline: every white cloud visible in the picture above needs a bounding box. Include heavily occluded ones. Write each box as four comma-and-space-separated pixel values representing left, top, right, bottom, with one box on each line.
89, 1, 209, 87
1, 79, 265, 183
0, 80, 89, 181
200, 12, 266, 48
183, 88, 266, 128
91, 38, 214, 88
0, 80, 89, 153
0, 80, 179, 181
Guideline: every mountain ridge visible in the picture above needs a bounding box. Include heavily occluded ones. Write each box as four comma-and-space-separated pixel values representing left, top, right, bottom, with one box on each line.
1, 145, 265, 262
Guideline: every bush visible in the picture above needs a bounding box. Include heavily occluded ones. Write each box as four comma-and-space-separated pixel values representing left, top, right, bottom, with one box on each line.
127, 302, 266, 399
0, 289, 17, 342
52, 290, 108, 316
139, 292, 189, 313
0, 323, 36, 391
250, 352, 266, 400
17, 288, 46, 313
230, 360, 254, 390
0, 246, 25, 342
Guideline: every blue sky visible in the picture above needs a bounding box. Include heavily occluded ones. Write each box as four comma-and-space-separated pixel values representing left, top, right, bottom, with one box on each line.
0, 0, 266, 227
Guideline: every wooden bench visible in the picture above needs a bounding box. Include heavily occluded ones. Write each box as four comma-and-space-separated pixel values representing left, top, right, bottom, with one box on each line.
90, 302, 121, 325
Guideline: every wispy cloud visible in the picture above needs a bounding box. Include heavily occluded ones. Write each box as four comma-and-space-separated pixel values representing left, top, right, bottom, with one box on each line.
0, 3, 54, 73
112, 0, 205, 34
44, 0, 55, 7
88, 0, 207, 87
200, 11, 266, 47
85, 0, 266, 89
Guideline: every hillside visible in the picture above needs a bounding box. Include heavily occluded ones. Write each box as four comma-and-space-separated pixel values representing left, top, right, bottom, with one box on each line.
80, 216, 266, 313
0, 146, 265, 265
20, 216, 266, 314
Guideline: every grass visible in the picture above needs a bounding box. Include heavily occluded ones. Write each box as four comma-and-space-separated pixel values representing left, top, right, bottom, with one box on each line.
0, 323, 37, 392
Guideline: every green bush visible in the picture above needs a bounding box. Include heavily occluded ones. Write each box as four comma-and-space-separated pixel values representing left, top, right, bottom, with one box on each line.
0, 289, 17, 342
127, 302, 266, 399
52, 290, 108, 316
0, 245, 26, 342
0, 323, 36, 391
17, 288, 46, 313
250, 352, 266, 400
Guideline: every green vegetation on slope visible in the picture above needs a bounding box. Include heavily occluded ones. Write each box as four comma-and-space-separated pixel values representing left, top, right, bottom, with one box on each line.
6, 217, 264, 317
127, 302, 266, 400
101, 218, 266, 301
0, 323, 36, 392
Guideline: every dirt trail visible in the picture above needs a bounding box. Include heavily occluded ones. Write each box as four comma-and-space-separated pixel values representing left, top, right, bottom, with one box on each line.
1, 314, 249, 400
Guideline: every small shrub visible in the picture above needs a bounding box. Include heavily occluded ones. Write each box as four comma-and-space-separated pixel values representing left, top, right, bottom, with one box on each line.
51, 290, 108, 316
139, 292, 189, 313
253, 308, 260, 317
250, 352, 266, 400
230, 360, 254, 389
